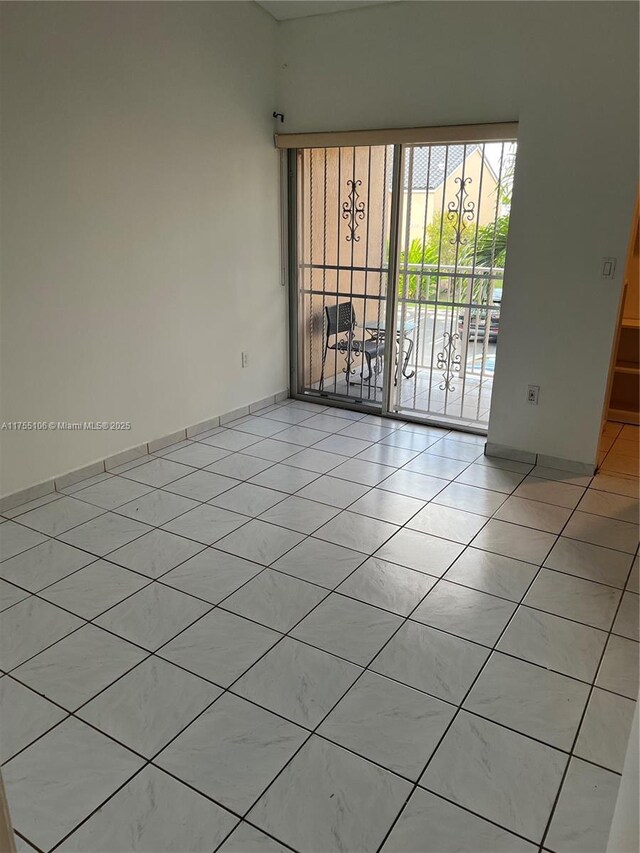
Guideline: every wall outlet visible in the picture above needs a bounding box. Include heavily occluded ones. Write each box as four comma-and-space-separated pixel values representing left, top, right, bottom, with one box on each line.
241, 351, 249, 368
527, 385, 540, 405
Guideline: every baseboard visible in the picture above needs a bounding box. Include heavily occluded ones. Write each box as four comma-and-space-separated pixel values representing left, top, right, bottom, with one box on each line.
484, 442, 537, 465
485, 442, 596, 475
219, 405, 250, 426
3, 393, 600, 513
0, 389, 289, 513
0, 479, 57, 514
536, 453, 596, 476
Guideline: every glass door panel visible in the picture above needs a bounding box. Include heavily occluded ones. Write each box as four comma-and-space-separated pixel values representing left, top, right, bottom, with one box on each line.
390, 141, 518, 428
294, 145, 395, 407
289, 132, 518, 433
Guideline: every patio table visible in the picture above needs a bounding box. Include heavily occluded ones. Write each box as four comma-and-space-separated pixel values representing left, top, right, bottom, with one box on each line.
363, 318, 416, 380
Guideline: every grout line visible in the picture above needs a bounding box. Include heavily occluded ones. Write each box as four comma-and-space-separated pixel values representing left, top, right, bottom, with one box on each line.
3, 406, 638, 851
5, 600, 637, 845
536, 537, 640, 852
375, 543, 567, 847
4, 577, 630, 852
2, 446, 636, 660
2, 427, 637, 678
375, 447, 638, 852
40, 509, 382, 848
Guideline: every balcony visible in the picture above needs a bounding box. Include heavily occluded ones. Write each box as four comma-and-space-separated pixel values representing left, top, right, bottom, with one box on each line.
307, 262, 502, 429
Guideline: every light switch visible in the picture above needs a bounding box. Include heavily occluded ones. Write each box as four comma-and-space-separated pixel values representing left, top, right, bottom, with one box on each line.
601, 257, 616, 279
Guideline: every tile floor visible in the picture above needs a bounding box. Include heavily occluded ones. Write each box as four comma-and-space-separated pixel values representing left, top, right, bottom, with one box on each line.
1, 404, 638, 853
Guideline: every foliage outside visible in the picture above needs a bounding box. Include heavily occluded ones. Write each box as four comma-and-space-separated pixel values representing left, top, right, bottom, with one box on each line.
398, 212, 509, 302
398, 148, 515, 302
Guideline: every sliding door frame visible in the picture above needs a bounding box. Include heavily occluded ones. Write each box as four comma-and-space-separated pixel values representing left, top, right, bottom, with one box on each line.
286, 149, 300, 399
284, 124, 517, 433
380, 144, 404, 417
286, 144, 405, 417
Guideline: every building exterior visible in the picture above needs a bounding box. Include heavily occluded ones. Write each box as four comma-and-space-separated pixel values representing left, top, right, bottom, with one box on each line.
402, 144, 501, 243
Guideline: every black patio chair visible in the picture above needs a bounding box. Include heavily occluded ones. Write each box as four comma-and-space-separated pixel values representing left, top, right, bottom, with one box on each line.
320, 302, 384, 396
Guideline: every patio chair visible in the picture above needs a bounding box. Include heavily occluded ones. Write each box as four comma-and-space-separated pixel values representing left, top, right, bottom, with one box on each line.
320, 302, 384, 395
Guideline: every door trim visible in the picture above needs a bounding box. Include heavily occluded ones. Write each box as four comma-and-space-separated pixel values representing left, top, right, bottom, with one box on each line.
286, 149, 299, 396
381, 144, 404, 416
286, 133, 515, 434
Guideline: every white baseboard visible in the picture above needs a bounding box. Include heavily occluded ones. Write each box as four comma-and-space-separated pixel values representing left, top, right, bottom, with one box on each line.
485, 442, 596, 475
0, 389, 289, 513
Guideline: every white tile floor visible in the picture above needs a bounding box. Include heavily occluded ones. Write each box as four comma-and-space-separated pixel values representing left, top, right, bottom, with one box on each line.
1, 405, 638, 853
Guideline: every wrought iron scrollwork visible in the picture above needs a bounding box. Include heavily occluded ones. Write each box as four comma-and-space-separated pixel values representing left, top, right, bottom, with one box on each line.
447, 177, 475, 246
342, 180, 366, 242
333, 334, 359, 379
436, 331, 462, 391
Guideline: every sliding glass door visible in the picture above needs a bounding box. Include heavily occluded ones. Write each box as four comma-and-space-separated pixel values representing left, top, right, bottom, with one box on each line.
291, 144, 396, 407
288, 130, 517, 431
390, 140, 517, 427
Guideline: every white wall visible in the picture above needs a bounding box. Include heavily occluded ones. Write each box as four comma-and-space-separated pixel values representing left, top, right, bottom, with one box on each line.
277, 0, 639, 465
0, 1, 284, 496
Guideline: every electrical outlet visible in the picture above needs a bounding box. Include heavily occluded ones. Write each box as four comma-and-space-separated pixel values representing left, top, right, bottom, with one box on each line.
527, 385, 540, 405
241, 351, 249, 368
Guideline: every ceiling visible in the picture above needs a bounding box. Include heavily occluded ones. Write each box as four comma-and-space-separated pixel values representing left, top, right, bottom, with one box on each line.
256, 1, 398, 22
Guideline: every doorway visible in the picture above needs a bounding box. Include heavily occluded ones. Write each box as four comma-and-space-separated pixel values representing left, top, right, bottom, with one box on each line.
390, 140, 517, 427
287, 127, 518, 432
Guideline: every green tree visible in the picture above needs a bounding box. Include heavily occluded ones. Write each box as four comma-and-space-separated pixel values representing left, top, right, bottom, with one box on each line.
470, 214, 509, 269
467, 147, 516, 271
397, 144, 517, 301
397, 238, 436, 300
398, 212, 477, 300
425, 211, 476, 267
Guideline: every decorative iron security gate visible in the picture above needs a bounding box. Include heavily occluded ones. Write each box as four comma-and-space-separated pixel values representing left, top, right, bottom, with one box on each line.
288, 130, 518, 430
292, 145, 396, 406
391, 141, 517, 427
